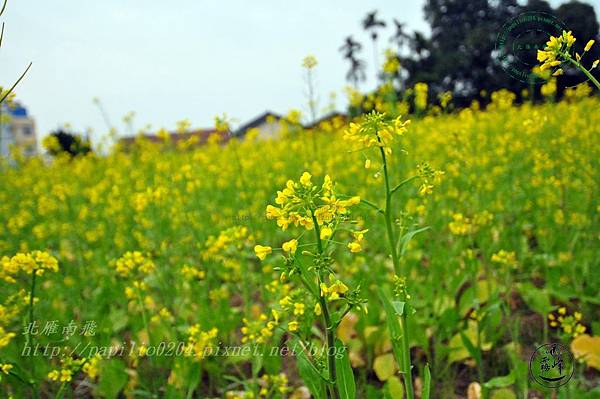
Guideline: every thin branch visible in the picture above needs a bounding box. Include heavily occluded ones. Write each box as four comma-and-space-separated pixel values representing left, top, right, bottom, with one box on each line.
390, 175, 418, 195
0, 0, 8, 17
360, 198, 384, 214
0, 62, 32, 104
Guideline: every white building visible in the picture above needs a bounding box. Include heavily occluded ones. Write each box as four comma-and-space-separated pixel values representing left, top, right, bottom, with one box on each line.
234, 111, 283, 140
0, 102, 37, 157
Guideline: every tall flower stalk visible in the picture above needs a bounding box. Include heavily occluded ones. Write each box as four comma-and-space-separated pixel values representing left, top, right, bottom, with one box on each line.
344, 112, 440, 399
255, 172, 367, 399
538, 30, 600, 91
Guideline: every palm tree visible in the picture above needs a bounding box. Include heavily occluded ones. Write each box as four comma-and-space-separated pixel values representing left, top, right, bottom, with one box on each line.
346, 57, 367, 87
339, 36, 366, 87
339, 36, 362, 59
390, 19, 411, 49
362, 10, 387, 77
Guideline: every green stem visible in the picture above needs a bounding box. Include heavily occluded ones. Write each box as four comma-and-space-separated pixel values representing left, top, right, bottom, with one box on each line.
27, 271, 36, 384
470, 258, 487, 399
399, 313, 415, 399
311, 213, 339, 399
378, 144, 402, 277
377, 139, 414, 399
390, 175, 419, 196
566, 55, 600, 91
54, 382, 67, 399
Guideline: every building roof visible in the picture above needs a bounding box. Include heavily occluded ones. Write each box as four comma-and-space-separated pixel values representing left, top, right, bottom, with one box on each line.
234, 111, 283, 136
304, 111, 347, 129
118, 128, 230, 147
1, 102, 29, 118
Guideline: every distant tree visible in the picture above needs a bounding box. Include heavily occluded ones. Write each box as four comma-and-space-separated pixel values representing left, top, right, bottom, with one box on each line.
362, 10, 387, 76
342, 1, 599, 109
339, 36, 367, 87
389, 19, 411, 49
46, 129, 92, 157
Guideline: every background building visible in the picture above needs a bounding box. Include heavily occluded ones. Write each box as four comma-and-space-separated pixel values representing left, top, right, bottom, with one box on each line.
0, 102, 38, 157
234, 111, 283, 139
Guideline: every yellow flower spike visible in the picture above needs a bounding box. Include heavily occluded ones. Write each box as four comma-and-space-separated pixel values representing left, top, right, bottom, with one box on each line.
552, 68, 563, 76
320, 283, 329, 297
592, 60, 599, 69
293, 303, 305, 316
558, 307, 567, 315
271, 309, 280, 323
302, 55, 318, 70
281, 239, 298, 254
254, 245, 272, 261
320, 226, 333, 240
585, 39, 595, 52
287, 321, 299, 332
48, 370, 60, 381
322, 175, 333, 191
1, 363, 13, 374
299, 172, 312, 187
348, 241, 362, 253
314, 303, 322, 316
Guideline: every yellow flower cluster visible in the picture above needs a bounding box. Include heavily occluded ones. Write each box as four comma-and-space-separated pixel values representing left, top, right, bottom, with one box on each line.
81, 354, 102, 379
1, 251, 58, 281
48, 356, 89, 383
112, 251, 155, 278
241, 310, 279, 344
320, 277, 349, 301
264, 172, 359, 233
491, 250, 518, 269
302, 55, 318, 70
186, 324, 219, 360
416, 162, 445, 196
382, 49, 400, 75
203, 226, 251, 261
347, 229, 368, 253
258, 373, 290, 397
548, 307, 586, 338
0, 363, 13, 375
181, 264, 206, 280
449, 211, 493, 236
537, 31, 599, 77
344, 111, 410, 156
414, 82, 428, 111
537, 31, 576, 72
254, 245, 272, 261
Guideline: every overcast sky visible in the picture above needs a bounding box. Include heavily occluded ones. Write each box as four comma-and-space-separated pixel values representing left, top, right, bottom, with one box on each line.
0, 0, 594, 145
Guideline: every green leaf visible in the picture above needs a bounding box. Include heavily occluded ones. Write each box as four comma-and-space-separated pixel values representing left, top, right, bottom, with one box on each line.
490, 388, 517, 399
383, 376, 404, 399
483, 371, 515, 389
335, 339, 356, 399
373, 353, 397, 381
459, 331, 481, 366
295, 341, 326, 399
397, 227, 430, 258
377, 288, 404, 368
97, 358, 128, 399
422, 363, 431, 399
392, 301, 406, 317
518, 283, 551, 315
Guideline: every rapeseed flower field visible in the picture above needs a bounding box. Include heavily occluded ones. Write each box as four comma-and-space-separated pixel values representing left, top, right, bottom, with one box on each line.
1, 84, 599, 398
